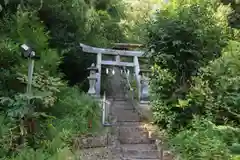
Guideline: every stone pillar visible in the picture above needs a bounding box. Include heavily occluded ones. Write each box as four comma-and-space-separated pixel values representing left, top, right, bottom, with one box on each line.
134, 56, 141, 101
96, 53, 102, 96
87, 63, 98, 96
116, 54, 120, 66
139, 69, 150, 103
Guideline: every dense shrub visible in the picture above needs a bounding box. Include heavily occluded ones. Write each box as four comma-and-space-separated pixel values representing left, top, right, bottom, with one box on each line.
0, 0, 127, 89
170, 117, 233, 160
1, 133, 75, 160
170, 116, 240, 160
150, 38, 240, 160
147, 0, 231, 130
146, 0, 240, 159
146, 0, 230, 86
150, 65, 177, 129
180, 41, 240, 127
221, 0, 240, 29
0, 0, 108, 158
52, 86, 101, 135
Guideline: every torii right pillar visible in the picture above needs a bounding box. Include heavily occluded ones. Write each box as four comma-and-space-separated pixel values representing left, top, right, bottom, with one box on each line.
139, 69, 150, 104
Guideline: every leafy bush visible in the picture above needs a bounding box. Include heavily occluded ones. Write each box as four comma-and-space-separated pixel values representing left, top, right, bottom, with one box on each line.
150, 40, 240, 159
150, 65, 177, 129
146, 0, 230, 86
146, 0, 240, 159
170, 116, 240, 160
170, 117, 232, 160
0, 1, 106, 158
1, 132, 75, 160
52, 86, 101, 135
182, 41, 240, 127
147, 0, 232, 130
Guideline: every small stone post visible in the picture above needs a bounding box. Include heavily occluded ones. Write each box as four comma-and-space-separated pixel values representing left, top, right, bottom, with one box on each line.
87, 63, 98, 96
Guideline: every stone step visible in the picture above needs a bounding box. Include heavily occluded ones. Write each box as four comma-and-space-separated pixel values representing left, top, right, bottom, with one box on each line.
113, 109, 140, 122
113, 100, 129, 103
113, 105, 134, 110
122, 159, 159, 160
122, 143, 157, 151
121, 144, 159, 159
114, 105, 134, 110
118, 122, 143, 126
119, 125, 151, 144
74, 134, 114, 149
77, 147, 115, 160
113, 103, 134, 109
112, 97, 126, 101
163, 151, 174, 160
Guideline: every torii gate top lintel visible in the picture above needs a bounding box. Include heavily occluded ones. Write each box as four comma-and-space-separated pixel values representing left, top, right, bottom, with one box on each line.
80, 43, 144, 57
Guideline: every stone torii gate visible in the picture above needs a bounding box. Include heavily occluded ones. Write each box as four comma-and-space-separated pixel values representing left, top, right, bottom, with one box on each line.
80, 43, 146, 100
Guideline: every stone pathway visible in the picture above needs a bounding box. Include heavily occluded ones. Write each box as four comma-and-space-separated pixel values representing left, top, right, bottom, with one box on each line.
76, 99, 174, 160
110, 100, 161, 160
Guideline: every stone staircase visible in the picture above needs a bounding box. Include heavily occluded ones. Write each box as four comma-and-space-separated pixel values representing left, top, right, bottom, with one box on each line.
76, 66, 173, 160
76, 99, 173, 160
111, 100, 161, 160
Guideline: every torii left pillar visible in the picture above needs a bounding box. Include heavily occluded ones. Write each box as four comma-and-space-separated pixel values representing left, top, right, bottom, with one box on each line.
96, 53, 102, 97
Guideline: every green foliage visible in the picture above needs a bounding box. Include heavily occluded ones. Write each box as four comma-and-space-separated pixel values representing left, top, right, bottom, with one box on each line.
150, 39, 240, 159
52, 86, 101, 135
170, 117, 232, 160
170, 116, 240, 160
0, 39, 21, 96
0, 115, 14, 157
148, 0, 232, 130
146, 0, 240, 159
120, 0, 163, 43
36, 0, 126, 87
221, 0, 240, 28
1, 133, 75, 160
150, 65, 177, 128
146, 0, 230, 86
0, 0, 128, 88
0, 0, 111, 158
179, 41, 240, 128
